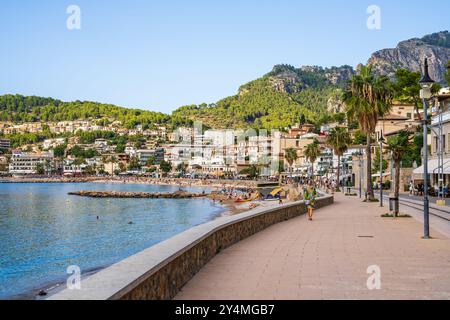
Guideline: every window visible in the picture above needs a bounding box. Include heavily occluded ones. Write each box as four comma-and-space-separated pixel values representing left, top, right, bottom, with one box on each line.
448, 133, 450, 151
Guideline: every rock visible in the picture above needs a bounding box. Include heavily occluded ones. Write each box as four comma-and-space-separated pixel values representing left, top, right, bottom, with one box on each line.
38, 290, 47, 296
367, 31, 450, 83
68, 191, 207, 199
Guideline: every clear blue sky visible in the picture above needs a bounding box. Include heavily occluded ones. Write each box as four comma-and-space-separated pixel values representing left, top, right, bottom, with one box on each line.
1, 0, 449, 113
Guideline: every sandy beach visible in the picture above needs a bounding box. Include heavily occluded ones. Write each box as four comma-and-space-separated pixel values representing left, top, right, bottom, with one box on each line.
0, 176, 263, 189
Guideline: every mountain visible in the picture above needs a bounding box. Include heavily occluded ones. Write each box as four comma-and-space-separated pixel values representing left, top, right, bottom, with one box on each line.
368, 31, 450, 83
174, 31, 450, 130
172, 67, 345, 130
2, 31, 449, 132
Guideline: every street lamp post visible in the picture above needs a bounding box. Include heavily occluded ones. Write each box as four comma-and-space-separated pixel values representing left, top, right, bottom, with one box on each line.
379, 132, 385, 207
419, 57, 435, 240
359, 149, 363, 199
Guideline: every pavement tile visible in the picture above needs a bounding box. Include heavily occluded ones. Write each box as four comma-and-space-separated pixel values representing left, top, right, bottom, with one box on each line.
175, 193, 450, 300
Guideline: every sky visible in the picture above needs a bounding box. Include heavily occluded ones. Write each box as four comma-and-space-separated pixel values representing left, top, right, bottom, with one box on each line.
1, 0, 449, 113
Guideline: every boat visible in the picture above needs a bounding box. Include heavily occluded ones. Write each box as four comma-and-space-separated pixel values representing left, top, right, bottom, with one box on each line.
264, 187, 283, 201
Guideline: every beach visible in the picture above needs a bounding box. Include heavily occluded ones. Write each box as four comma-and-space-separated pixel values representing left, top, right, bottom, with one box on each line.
0, 176, 263, 189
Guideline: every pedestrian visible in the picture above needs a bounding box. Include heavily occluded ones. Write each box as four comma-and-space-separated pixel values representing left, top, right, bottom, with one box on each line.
304, 182, 317, 221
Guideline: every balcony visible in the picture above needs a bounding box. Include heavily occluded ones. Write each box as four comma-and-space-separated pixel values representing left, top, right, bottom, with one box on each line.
432, 110, 450, 126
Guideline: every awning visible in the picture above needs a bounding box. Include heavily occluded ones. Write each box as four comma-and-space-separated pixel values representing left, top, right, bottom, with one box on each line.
372, 173, 391, 178
413, 159, 450, 174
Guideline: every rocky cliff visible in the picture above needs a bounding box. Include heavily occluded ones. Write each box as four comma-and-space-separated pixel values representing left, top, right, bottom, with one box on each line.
267, 31, 450, 95
367, 31, 450, 83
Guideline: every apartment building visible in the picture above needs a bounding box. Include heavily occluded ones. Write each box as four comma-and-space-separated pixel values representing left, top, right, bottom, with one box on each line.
9, 150, 54, 175
0, 138, 11, 150
43, 138, 66, 150
415, 89, 450, 186
137, 148, 165, 166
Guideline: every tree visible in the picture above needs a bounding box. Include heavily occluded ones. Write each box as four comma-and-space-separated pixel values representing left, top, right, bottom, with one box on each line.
394, 68, 442, 115
352, 130, 367, 145
177, 162, 187, 174
239, 165, 259, 179
304, 140, 321, 177
145, 156, 156, 167
36, 162, 45, 175
127, 157, 141, 171
119, 162, 127, 173
53, 143, 67, 158
393, 69, 422, 109
284, 148, 298, 174
159, 160, 172, 175
385, 131, 412, 217
73, 158, 87, 166
343, 64, 394, 201
327, 127, 351, 191
372, 148, 388, 173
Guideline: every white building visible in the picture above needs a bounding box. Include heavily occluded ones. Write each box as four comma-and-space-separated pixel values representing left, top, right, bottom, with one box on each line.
63, 160, 87, 176
43, 138, 66, 150
9, 150, 54, 175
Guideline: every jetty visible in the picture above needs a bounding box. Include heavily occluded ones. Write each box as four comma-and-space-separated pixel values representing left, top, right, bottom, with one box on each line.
68, 190, 208, 199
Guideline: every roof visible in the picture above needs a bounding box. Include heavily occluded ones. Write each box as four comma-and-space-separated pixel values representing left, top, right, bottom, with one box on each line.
379, 114, 409, 121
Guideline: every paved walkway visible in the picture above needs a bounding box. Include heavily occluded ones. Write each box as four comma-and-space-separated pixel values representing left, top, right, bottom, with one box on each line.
175, 193, 450, 300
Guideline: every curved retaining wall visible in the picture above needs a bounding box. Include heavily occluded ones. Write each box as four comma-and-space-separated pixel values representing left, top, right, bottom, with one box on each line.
49, 195, 334, 300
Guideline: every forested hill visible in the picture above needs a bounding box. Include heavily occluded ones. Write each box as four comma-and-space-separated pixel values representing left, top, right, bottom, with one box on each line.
0, 94, 171, 129
172, 65, 349, 130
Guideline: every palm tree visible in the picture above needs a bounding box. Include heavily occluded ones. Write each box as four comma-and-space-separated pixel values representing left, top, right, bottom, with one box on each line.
385, 131, 412, 217
304, 140, 320, 177
343, 64, 394, 201
327, 127, 351, 191
284, 148, 299, 175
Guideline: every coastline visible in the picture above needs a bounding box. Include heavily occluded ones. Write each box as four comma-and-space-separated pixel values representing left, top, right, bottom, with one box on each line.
1, 176, 277, 216
0, 176, 263, 189
1, 177, 285, 300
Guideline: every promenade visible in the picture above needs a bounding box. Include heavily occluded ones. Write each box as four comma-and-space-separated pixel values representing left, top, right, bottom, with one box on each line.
175, 193, 450, 300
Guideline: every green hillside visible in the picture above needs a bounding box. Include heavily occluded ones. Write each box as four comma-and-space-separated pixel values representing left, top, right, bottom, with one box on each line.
0, 94, 170, 129
172, 66, 347, 130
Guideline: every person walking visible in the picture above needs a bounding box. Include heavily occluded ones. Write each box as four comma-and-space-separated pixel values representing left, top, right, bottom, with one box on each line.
304, 183, 317, 221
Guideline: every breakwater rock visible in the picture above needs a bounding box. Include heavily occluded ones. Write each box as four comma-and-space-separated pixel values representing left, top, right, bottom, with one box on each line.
68, 190, 208, 199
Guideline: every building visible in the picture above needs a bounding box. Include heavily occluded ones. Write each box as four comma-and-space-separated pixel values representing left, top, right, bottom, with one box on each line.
9, 150, 54, 175
103, 161, 120, 175
63, 160, 87, 176
279, 133, 318, 174
0, 139, 11, 150
0, 155, 8, 173
43, 138, 66, 150
414, 89, 450, 188
137, 148, 165, 166
285, 124, 315, 138
375, 103, 418, 141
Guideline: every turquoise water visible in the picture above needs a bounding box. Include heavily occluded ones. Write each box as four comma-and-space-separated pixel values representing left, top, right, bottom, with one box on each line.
0, 183, 224, 299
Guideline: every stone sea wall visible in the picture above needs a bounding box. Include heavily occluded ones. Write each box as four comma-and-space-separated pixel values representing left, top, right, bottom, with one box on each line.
49, 195, 334, 300
68, 190, 206, 199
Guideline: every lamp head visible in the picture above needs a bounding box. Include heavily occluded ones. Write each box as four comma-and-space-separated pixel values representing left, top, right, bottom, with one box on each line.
419, 58, 435, 88
379, 131, 385, 143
